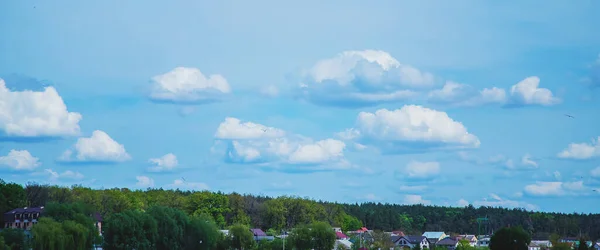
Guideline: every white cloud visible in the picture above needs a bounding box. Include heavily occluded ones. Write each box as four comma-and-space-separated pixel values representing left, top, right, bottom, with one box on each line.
296, 50, 432, 107
524, 181, 587, 196
136, 176, 155, 188
0, 79, 82, 137
168, 179, 209, 190
214, 117, 349, 169
0, 150, 41, 170
59, 130, 131, 162
149, 67, 231, 103
489, 154, 538, 170
403, 194, 431, 205
473, 194, 538, 211
363, 194, 382, 201
404, 161, 440, 179
427, 81, 506, 107
520, 154, 538, 168
340, 105, 480, 152
557, 137, 600, 160
260, 85, 279, 97
508, 76, 560, 106
148, 153, 178, 172
457, 199, 469, 207
398, 185, 428, 192
553, 171, 562, 180
45, 169, 84, 181
585, 54, 600, 88
591, 167, 600, 178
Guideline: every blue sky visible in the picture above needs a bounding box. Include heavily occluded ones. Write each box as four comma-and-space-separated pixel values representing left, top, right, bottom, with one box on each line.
1, 0, 600, 213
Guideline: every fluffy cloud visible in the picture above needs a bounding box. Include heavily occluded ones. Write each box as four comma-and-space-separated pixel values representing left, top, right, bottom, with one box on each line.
473, 194, 538, 211
339, 105, 480, 152
427, 81, 506, 107
557, 137, 600, 160
149, 67, 231, 104
403, 161, 441, 179
136, 176, 155, 188
457, 199, 470, 207
260, 85, 279, 97
524, 181, 587, 196
403, 195, 431, 205
296, 50, 433, 107
507, 76, 560, 106
0, 150, 41, 170
591, 167, 600, 178
0, 79, 82, 137
45, 169, 84, 181
148, 153, 178, 172
168, 179, 209, 190
214, 117, 349, 169
520, 154, 538, 168
486, 154, 538, 170
59, 130, 131, 163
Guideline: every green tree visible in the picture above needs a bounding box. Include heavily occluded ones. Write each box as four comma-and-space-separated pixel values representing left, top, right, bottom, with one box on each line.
551, 242, 572, 250
185, 214, 220, 250
489, 226, 531, 250
398, 213, 413, 232
371, 230, 394, 249
103, 210, 158, 250
187, 191, 230, 228
0, 228, 27, 250
0, 180, 26, 227
228, 224, 254, 250
262, 199, 288, 230
147, 206, 189, 250
341, 214, 362, 232
0, 236, 7, 250
31, 217, 66, 250
457, 239, 474, 250
289, 224, 313, 250
311, 221, 336, 250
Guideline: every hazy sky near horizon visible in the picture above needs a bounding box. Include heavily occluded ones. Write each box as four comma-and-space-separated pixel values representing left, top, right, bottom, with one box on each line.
1, 0, 600, 214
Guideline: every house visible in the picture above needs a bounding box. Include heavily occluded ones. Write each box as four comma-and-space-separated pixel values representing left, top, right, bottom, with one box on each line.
560, 237, 578, 244
336, 231, 349, 240
391, 231, 406, 236
529, 240, 552, 249
250, 228, 273, 241
335, 239, 353, 249
593, 242, 600, 250
457, 234, 477, 247
423, 231, 447, 245
394, 235, 430, 249
332, 227, 342, 232
3, 206, 44, 230
477, 235, 491, 248
436, 237, 459, 250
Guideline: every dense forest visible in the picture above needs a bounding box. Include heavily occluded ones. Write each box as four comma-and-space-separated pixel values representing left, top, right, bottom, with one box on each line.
1, 179, 599, 243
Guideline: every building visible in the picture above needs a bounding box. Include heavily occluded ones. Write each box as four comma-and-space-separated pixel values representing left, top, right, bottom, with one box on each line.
436, 237, 459, 250
3, 206, 44, 230
336, 231, 349, 240
422, 231, 447, 245
394, 235, 430, 249
93, 212, 103, 235
477, 235, 491, 248
250, 228, 273, 241
457, 234, 478, 246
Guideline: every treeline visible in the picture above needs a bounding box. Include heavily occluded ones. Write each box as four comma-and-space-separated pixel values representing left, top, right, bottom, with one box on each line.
1, 179, 600, 241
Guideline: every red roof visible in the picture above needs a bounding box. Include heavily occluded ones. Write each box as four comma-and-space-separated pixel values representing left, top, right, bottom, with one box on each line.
336, 232, 348, 239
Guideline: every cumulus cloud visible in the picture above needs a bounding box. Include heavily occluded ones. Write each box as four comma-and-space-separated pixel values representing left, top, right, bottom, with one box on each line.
507, 76, 560, 106
427, 81, 506, 107
149, 67, 231, 104
457, 199, 470, 207
557, 137, 600, 160
0, 78, 82, 137
148, 153, 178, 172
296, 50, 433, 107
213, 117, 350, 170
524, 181, 587, 196
260, 85, 279, 97
59, 130, 131, 163
0, 150, 41, 170
403, 161, 441, 179
398, 185, 428, 192
488, 154, 538, 170
136, 176, 155, 188
520, 154, 538, 168
473, 193, 538, 211
339, 105, 480, 153
403, 195, 431, 205
45, 169, 84, 181
168, 179, 209, 190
